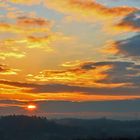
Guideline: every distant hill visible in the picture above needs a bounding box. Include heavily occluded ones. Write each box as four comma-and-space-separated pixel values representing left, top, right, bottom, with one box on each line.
0, 115, 140, 140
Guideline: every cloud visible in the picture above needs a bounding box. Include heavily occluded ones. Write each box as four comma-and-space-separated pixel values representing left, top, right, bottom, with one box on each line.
8, 0, 42, 5
17, 17, 51, 27
114, 11, 140, 32
0, 52, 25, 59
7, 0, 137, 20
104, 34, 140, 59
27, 61, 140, 88
1, 61, 140, 97
0, 16, 52, 33
0, 64, 20, 75
0, 100, 25, 108
0, 14, 72, 57
23, 32, 72, 49
24, 61, 140, 96
0, 1, 31, 19
27, 61, 112, 87
45, 0, 136, 22
0, 0, 140, 105
94, 61, 140, 86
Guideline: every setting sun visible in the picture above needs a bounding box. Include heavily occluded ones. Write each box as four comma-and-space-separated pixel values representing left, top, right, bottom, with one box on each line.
27, 105, 37, 111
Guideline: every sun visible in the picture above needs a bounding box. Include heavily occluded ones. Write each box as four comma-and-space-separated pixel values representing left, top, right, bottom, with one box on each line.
27, 104, 37, 111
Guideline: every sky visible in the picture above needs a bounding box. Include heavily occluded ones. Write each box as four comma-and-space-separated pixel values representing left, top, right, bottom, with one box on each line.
0, 0, 140, 119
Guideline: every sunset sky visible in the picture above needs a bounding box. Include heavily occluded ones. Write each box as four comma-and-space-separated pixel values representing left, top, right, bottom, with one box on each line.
0, 0, 140, 119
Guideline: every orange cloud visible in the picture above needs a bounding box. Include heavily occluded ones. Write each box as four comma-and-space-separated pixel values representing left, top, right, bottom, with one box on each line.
104, 11, 140, 34
114, 22, 140, 32
0, 18, 51, 34
45, 0, 136, 22
27, 32, 74, 49
27, 61, 130, 88
0, 81, 138, 102
44, 0, 138, 35
17, 17, 51, 27
0, 64, 20, 75
0, 14, 73, 55
114, 11, 140, 33
8, 0, 41, 5
27, 65, 108, 87
101, 41, 119, 55
0, 80, 140, 102
0, 52, 25, 59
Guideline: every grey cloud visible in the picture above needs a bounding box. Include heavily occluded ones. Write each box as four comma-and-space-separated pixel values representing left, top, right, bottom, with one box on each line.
114, 34, 140, 59
96, 61, 140, 84
116, 11, 140, 31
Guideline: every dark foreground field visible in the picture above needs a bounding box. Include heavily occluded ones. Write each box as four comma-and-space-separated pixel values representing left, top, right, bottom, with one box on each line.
0, 115, 140, 140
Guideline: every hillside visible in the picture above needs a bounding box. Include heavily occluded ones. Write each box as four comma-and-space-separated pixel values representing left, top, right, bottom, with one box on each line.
0, 116, 140, 140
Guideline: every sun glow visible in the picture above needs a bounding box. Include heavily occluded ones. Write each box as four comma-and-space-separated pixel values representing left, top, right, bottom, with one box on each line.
27, 104, 37, 110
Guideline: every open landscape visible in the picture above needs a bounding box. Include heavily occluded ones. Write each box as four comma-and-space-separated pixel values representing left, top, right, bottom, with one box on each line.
1, 115, 140, 140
